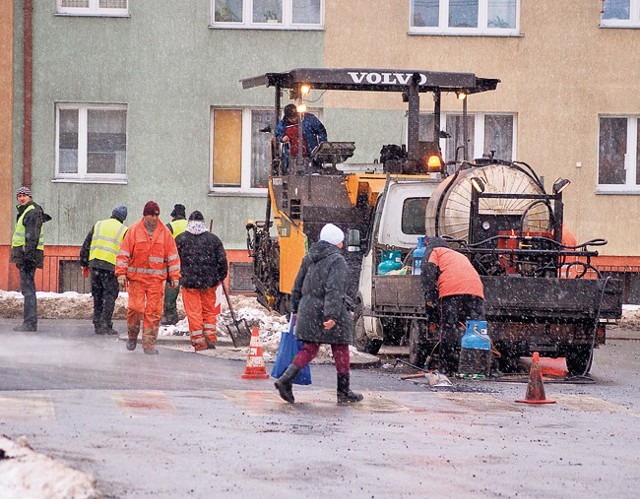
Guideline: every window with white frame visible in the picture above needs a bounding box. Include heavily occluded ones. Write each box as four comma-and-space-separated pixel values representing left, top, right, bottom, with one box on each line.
410, 0, 519, 35
57, 0, 128, 17
419, 112, 515, 163
211, 108, 274, 191
55, 104, 127, 182
601, 0, 640, 27
212, 0, 323, 29
598, 116, 640, 192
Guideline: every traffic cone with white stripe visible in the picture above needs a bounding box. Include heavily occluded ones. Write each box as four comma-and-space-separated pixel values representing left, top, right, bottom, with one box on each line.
241, 326, 270, 379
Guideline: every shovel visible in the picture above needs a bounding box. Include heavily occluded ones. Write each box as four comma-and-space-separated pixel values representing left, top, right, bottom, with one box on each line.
220, 281, 252, 347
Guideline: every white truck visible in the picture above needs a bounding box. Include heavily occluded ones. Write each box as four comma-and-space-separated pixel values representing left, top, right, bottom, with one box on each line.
243, 68, 622, 376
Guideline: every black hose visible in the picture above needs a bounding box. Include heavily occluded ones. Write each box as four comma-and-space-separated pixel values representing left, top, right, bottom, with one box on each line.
573, 275, 611, 379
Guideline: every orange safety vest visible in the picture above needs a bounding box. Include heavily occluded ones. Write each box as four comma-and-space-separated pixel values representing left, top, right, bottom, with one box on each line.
115, 218, 180, 283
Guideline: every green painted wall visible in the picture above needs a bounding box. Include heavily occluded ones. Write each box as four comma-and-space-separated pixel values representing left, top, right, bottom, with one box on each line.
13, 0, 323, 248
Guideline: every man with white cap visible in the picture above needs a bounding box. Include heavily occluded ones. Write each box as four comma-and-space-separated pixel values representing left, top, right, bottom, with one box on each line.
10, 186, 52, 332
274, 223, 363, 404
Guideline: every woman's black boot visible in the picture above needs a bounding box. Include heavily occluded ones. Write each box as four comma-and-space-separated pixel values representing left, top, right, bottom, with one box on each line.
274, 364, 301, 403
337, 373, 363, 404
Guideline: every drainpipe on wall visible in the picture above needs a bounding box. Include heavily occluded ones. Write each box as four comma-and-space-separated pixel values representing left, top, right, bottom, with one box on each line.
22, 0, 32, 188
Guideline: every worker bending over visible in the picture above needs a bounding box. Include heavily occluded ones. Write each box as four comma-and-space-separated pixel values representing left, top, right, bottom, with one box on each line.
420, 237, 485, 374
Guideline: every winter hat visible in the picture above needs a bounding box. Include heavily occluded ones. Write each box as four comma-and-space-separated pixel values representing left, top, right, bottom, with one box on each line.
111, 205, 127, 222
16, 186, 32, 197
170, 204, 186, 218
319, 223, 344, 246
143, 201, 160, 216
284, 103, 298, 118
188, 210, 205, 221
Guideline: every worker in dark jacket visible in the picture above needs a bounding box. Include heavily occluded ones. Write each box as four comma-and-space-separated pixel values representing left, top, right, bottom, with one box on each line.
10, 186, 52, 332
420, 237, 485, 373
175, 211, 228, 351
275, 223, 363, 404
275, 103, 327, 172
80, 205, 128, 335
162, 203, 188, 325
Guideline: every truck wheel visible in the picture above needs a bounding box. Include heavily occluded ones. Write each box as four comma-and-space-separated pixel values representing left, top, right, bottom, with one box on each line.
566, 345, 593, 376
408, 320, 428, 368
353, 304, 382, 355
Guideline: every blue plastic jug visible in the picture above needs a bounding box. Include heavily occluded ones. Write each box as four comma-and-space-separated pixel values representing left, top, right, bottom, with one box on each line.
377, 250, 403, 275
461, 320, 491, 351
458, 320, 492, 375
411, 236, 426, 275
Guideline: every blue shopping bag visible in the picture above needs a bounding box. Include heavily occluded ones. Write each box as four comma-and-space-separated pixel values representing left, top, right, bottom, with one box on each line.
270, 316, 312, 385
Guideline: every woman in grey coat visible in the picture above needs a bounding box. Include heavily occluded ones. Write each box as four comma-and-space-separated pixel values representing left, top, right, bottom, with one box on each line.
274, 223, 363, 404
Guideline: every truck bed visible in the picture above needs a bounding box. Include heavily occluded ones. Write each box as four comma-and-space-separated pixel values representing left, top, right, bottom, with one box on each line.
371, 274, 623, 321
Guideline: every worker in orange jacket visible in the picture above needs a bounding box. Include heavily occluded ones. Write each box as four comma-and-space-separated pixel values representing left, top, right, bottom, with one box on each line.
115, 201, 181, 355
420, 237, 485, 374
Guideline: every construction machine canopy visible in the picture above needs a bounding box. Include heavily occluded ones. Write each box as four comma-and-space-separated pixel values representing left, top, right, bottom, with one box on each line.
242, 68, 500, 164
241, 67, 500, 95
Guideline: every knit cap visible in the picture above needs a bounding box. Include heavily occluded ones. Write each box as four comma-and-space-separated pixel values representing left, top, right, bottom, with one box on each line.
188, 210, 205, 221
170, 204, 186, 218
16, 186, 32, 197
111, 205, 127, 222
319, 223, 344, 246
143, 201, 160, 216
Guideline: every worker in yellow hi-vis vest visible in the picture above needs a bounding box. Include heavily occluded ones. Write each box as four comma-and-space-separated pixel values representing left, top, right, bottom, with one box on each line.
161, 203, 187, 326
10, 186, 52, 332
80, 205, 128, 335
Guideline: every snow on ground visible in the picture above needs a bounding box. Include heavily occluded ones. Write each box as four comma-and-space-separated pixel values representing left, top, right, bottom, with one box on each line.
0, 436, 100, 499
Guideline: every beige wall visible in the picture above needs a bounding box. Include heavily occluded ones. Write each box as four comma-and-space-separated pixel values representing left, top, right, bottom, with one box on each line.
0, 1, 13, 247
324, 0, 640, 256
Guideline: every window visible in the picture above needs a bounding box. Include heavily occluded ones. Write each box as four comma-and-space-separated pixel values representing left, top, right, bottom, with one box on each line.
211, 108, 273, 191
419, 112, 515, 163
229, 262, 255, 293
598, 116, 640, 192
55, 104, 127, 182
57, 0, 128, 17
212, 0, 323, 29
402, 198, 428, 234
601, 0, 640, 27
410, 0, 519, 35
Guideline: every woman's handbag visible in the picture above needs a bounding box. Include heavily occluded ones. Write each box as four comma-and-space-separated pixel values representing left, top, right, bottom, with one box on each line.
271, 316, 312, 385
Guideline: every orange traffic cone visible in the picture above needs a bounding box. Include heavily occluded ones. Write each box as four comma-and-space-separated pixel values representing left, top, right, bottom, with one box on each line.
241, 326, 270, 380
516, 352, 556, 404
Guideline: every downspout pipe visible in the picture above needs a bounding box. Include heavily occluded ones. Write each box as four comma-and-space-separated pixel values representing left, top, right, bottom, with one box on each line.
23, 0, 33, 188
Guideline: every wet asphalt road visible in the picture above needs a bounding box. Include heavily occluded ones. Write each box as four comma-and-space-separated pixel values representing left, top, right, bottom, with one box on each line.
1, 319, 639, 498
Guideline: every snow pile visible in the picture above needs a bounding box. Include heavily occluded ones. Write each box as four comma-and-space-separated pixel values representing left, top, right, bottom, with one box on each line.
0, 290, 366, 363
0, 435, 100, 499
618, 304, 640, 326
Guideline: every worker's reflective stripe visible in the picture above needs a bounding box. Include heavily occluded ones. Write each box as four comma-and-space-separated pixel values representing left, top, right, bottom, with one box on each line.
167, 264, 180, 273
167, 253, 179, 262
118, 249, 131, 257
148, 256, 164, 263
128, 267, 167, 275
89, 219, 127, 265
116, 261, 128, 268
11, 205, 44, 250
203, 323, 216, 329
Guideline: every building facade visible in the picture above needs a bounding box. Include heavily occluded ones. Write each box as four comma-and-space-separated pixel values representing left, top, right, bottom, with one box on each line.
5, 1, 640, 299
